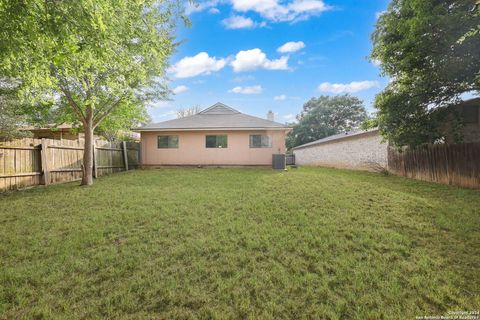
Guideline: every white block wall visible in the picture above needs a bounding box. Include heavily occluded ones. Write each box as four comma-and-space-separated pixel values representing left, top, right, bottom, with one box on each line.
293, 131, 388, 170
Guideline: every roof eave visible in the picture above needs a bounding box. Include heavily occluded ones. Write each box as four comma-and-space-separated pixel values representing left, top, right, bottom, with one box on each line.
292, 128, 379, 150
133, 127, 292, 132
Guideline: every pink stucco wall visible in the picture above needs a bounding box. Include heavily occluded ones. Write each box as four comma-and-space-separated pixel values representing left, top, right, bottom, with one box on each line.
140, 130, 287, 166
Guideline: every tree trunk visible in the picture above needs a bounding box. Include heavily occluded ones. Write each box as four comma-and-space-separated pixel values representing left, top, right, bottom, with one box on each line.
81, 109, 94, 186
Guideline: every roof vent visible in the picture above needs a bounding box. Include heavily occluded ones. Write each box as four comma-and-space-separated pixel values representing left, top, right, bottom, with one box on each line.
267, 110, 274, 121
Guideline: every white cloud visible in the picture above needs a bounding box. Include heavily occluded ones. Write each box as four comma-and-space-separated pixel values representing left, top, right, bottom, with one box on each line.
274, 94, 287, 101
231, 0, 331, 22
222, 15, 266, 29
289, 0, 326, 12
209, 7, 220, 14
168, 52, 226, 78
371, 59, 381, 67
172, 85, 189, 94
186, 0, 331, 22
231, 48, 289, 72
277, 41, 305, 53
222, 15, 252, 29
318, 81, 380, 93
229, 85, 263, 94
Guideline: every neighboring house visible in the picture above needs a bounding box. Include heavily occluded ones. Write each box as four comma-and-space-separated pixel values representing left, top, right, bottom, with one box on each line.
23, 124, 140, 141
23, 124, 88, 140
292, 99, 480, 171
135, 103, 291, 166
293, 128, 388, 170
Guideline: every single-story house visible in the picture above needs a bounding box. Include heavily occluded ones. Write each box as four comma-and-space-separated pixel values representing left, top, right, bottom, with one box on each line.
135, 103, 291, 166
22, 124, 87, 140
293, 128, 388, 170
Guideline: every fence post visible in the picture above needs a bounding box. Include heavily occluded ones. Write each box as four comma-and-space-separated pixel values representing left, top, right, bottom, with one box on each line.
93, 141, 98, 179
40, 138, 49, 186
122, 141, 129, 171
138, 141, 142, 168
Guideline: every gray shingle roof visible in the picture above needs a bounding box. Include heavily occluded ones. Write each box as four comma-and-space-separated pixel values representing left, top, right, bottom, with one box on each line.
135, 102, 290, 131
292, 128, 379, 150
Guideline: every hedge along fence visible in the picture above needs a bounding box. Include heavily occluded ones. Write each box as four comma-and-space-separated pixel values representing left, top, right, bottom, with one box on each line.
0, 138, 140, 192
388, 142, 480, 189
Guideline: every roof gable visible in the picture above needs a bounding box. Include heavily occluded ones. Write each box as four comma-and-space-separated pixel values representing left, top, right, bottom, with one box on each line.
199, 103, 240, 115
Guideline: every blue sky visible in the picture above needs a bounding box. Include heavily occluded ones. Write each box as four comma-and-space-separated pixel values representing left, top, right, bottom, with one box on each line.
148, 0, 391, 123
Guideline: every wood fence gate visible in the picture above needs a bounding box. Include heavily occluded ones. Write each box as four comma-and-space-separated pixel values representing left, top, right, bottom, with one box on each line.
0, 138, 140, 192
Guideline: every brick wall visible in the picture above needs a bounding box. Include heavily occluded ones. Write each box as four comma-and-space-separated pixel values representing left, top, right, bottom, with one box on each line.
293, 130, 388, 170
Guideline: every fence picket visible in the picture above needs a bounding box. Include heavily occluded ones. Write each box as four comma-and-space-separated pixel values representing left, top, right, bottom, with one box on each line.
388, 143, 480, 189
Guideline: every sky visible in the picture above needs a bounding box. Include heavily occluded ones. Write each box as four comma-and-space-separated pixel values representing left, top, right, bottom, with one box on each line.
148, 0, 392, 124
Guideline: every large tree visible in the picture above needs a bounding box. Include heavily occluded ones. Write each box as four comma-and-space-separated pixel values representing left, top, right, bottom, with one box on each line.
0, 0, 182, 185
286, 95, 367, 149
371, 0, 480, 147
0, 80, 31, 140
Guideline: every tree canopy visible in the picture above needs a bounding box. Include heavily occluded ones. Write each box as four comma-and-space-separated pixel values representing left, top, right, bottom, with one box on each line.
371, 0, 480, 147
0, 80, 31, 140
286, 95, 367, 149
0, 0, 182, 184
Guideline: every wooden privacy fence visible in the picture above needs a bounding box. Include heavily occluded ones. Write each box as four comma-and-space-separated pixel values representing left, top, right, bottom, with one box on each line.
388, 142, 480, 189
286, 154, 295, 165
0, 138, 140, 192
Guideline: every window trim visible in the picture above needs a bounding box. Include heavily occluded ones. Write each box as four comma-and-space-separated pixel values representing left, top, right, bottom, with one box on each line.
249, 134, 272, 148
157, 135, 179, 149
205, 134, 228, 148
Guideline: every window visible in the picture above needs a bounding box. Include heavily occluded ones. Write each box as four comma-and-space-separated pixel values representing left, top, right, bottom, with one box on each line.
157, 135, 179, 148
206, 135, 227, 148
249, 135, 272, 148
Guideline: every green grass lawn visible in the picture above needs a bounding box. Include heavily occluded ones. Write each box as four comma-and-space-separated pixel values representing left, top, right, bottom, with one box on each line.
0, 167, 479, 319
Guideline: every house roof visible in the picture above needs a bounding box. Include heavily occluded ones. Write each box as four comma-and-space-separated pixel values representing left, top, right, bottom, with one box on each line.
292, 128, 380, 150
134, 102, 291, 131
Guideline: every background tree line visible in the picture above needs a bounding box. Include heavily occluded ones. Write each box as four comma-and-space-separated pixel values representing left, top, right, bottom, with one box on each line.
286, 95, 369, 150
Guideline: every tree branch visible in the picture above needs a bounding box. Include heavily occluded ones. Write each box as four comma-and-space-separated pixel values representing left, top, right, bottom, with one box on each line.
92, 95, 116, 120
57, 83, 87, 124
93, 94, 127, 128
53, 69, 88, 124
